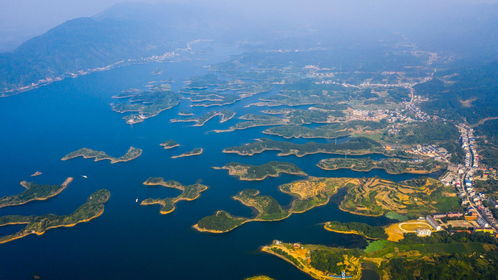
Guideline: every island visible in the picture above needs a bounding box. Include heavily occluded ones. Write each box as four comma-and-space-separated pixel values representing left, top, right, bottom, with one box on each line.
61, 147, 142, 164
0, 189, 110, 244
140, 177, 208, 214
30, 171, 42, 177
160, 140, 180, 149
323, 221, 387, 240
245, 276, 274, 280
194, 176, 460, 233
213, 161, 306, 181
0, 177, 73, 209
213, 114, 287, 133
171, 148, 203, 159
222, 137, 403, 157
110, 90, 180, 124
171, 110, 235, 126
317, 157, 446, 174
194, 177, 357, 233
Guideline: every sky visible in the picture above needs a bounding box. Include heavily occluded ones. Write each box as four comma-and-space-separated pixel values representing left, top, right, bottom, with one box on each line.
0, 0, 497, 51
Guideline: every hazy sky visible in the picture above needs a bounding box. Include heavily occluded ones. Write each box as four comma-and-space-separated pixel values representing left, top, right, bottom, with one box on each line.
2, 0, 498, 33
0, 0, 497, 51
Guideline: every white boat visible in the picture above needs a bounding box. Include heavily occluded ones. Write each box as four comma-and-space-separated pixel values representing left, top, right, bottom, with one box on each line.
82, 175, 88, 179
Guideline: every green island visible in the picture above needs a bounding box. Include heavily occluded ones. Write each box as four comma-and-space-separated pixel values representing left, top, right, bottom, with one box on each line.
171, 148, 203, 159
160, 140, 180, 149
194, 176, 460, 233
213, 114, 287, 133
110, 89, 180, 124
141, 177, 208, 214
213, 161, 306, 181
317, 157, 446, 174
194, 177, 357, 233
171, 110, 235, 126
262, 231, 498, 280
61, 146, 142, 164
323, 221, 387, 240
0, 177, 73, 208
0, 189, 110, 244
223, 137, 405, 157
263, 121, 384, 139
245, 276, 275, 280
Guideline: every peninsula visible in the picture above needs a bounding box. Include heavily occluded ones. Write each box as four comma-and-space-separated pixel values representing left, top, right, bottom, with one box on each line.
61, 147, 142, 164
223, 137, 397, 157
141, 177, 208, 214
0, 177, 73, 209
317, 157, 446, 174
0, 189, 110, 244
323, 221, 387, 240
213, 161, 306, 181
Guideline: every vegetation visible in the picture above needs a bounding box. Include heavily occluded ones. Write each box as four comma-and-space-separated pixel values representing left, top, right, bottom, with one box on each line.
141, 178, 208, 214
61, 146, 142, 164
170, 110, 235, 126
111, 90, 180, 124
263, 231, 498, 280
0, 177, 72, 208
194, 177, 356, 233
223, 137, 397, 157
263, 121, 385, 139
171, 148, 203, 159
324, 221, 387, 239
194, 210, 247, 233
0, 189, 110, 244
340, 177, 460, 218
213, 161, 306, 181
317, 157, 446, 174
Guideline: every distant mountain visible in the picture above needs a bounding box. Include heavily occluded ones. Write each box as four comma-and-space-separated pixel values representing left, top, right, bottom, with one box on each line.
1, 1, 498, 96
0, 3, 240, 96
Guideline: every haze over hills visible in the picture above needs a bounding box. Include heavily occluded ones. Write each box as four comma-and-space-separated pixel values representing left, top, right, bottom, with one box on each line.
0, 1, 497, 96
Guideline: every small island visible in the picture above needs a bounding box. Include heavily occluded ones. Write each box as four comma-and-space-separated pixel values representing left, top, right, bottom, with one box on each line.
0, 189, 110, 244
0, 177, 73, 209
61, 146, 142, 164
141, 177, 208, 214
160, 140, 180, 149
30, 171, 43, 177
323, 221, 387, 240
245, 276, 274, 280
171, 148, 203, 159
213, 161, 306, 181
317, 157, 445, 174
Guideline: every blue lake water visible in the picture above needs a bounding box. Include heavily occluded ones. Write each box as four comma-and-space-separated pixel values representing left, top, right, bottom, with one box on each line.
0, 57, 429, 280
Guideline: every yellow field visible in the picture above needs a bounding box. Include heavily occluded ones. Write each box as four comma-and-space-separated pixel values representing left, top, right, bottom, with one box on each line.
385, 220, 433, 242
399, 221, 432, 232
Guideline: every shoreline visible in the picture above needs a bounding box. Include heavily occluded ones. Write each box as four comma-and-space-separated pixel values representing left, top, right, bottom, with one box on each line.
0, 177, 73, 209
0, 207, 104, 245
